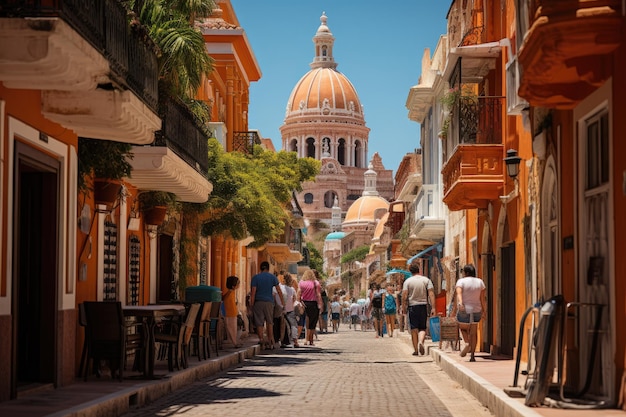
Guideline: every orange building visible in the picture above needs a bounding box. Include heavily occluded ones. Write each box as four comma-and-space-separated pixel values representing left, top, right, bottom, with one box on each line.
0, 0, 259, 402
407, 0, 626, 405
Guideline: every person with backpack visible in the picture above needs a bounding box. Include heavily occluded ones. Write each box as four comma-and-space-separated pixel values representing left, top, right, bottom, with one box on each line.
370, 282, 385, 338
384, 283, 397, 337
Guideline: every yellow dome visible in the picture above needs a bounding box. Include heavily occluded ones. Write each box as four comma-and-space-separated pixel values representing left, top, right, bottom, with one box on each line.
286, 68, 364, 117
343, 195, 389, 225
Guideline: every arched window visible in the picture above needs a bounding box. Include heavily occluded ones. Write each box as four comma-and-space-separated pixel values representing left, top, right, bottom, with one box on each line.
322, 45, 327, 57
354, 140, 362, 167
337, 138, 346, 165
324, 191, 337, 208
304, 193, 314, 204
306, 137, 316, 158
290, 139, 298, 153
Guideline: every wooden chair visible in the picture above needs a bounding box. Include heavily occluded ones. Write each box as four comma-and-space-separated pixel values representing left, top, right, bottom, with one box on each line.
194, 302, 212, 361
82, 301, 142, 381
155, 303, 200, 371
207, 302, 222, 357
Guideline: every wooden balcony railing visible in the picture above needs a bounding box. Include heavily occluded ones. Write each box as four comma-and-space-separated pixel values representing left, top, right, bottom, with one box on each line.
518, 0, 622, 108
441, 144, 505, 211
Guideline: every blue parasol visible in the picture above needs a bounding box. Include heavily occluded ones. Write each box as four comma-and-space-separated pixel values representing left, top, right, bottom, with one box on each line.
386, 269, 412, 278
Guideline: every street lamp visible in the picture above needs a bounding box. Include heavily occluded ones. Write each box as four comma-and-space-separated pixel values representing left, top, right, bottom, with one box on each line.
503, 149, 522, 179
500, 149, 522, 203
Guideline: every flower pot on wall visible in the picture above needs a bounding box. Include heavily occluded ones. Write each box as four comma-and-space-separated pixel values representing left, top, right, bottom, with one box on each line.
143, 206, 167, 226
93, 178, 122, 208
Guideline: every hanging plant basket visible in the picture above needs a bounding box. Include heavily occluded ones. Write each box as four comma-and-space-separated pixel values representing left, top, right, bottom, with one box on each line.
93, 178, 122, 208
143, 206, 168, 226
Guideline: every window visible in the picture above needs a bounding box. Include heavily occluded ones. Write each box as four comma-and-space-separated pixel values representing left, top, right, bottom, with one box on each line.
306, 137, 316, 158
324, 191, 337, 208
338, 138, 346, 165
586, 111, 609, 190
304, 193, 313, 204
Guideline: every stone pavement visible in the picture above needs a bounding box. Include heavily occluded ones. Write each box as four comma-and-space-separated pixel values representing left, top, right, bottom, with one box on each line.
119, 328, 492, 417
0, 326, 624, 416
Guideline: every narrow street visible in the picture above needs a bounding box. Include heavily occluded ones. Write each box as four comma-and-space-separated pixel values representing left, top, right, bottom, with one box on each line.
121, 328, 493, 417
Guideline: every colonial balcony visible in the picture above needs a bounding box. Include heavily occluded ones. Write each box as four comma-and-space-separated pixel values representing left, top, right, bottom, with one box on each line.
232, 131, 261, 154
442, 144, 504, 211
127, 96, 212, 203
411, 184, 445, 242
0, 0, 160, 144
518, 0, 623, 109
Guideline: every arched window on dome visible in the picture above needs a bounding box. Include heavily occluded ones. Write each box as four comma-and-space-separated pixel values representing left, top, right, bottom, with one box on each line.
354, 140, 362, 167
290, 138, 298, 153
322, 45, 327, 57
337, 138, 346, 165
306, 137, 316, 158
304, 193, 313, 204
324, 191, 337, 208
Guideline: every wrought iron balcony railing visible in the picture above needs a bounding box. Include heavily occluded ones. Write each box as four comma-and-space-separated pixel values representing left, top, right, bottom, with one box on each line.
1, 0, 159, 112
233, 131, 261, 154
449, 95, 504, 145
156, 95, 209, 175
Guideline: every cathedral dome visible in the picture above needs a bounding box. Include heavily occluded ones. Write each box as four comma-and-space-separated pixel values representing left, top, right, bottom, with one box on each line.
325, 231, 346, 241
286, 68, 364, 118
343, 195, 389, 225
283, 13, 365, 122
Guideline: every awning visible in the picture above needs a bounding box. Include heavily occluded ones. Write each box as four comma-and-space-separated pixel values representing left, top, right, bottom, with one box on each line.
386, 269, 412, 278
406, 243, 442, 265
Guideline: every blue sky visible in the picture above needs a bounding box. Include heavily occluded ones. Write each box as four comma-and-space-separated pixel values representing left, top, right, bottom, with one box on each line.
230, 1, 450, 174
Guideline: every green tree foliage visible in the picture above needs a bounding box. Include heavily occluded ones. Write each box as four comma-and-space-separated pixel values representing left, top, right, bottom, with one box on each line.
129, 0, 214, 121
341, 244, 370, 264
306, 242, 324, 273
201, 140, 320, 247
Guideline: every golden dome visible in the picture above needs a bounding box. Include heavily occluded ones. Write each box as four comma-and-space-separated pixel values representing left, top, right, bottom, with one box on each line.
343, 195, 389, 225
286, 68, 363, 117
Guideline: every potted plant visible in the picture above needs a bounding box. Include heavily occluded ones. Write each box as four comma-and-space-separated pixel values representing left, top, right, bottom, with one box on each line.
78, 138, 133, 208
138, 191, 178, 226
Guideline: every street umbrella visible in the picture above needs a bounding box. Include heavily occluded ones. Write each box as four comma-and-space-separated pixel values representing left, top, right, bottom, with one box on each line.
386, 269, 412, 278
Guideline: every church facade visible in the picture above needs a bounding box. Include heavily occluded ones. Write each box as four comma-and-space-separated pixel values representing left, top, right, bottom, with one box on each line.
280, 13, 394, 233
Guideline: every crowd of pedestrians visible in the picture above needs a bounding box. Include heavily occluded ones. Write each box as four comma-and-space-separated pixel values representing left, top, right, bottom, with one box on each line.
239, 260, 487, 361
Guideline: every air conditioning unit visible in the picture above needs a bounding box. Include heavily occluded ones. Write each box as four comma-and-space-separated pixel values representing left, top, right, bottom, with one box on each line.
506, 55, 529, 115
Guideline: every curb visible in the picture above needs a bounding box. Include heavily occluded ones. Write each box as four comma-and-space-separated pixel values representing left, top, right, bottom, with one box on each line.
48, 345, 260, 417
430, 348, 543, 417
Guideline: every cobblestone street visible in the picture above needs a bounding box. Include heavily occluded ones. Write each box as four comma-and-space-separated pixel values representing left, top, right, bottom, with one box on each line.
121, 329, 493, 417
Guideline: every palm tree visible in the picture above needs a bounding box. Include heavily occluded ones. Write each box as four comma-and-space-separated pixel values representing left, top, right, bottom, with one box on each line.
129, 0, 215, 121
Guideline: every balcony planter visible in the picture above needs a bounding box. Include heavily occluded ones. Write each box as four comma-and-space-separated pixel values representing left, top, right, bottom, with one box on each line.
93, 178, 123, 208
138, 191, 178, 226
78, 138, 133, 208
143, 206, 168, 226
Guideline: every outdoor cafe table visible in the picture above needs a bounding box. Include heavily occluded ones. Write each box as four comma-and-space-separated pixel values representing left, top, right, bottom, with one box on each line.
122, 304, 186, 379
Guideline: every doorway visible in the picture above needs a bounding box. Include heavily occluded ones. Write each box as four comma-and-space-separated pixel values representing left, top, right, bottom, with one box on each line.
500, 243, 516, 357
157, 234, 174, 302
12, 143, 58, 397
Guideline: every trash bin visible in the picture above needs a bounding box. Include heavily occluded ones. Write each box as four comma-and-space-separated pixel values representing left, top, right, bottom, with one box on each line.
185, 285, 222, 303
